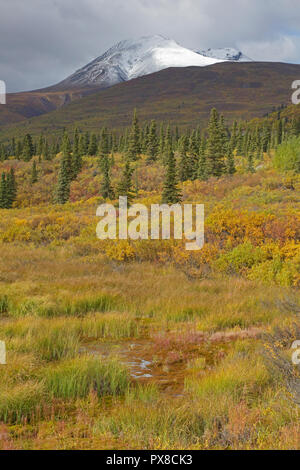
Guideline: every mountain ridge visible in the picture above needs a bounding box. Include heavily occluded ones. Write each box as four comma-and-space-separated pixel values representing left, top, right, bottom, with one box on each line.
1, 61, 299, 140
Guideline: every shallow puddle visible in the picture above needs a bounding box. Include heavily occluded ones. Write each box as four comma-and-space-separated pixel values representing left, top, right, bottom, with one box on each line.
80, 335, 225, 396
81, 339, 192, 395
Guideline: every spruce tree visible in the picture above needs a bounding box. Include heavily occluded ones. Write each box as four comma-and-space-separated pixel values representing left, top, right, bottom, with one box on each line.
117, 159, 135, 206
43, 140, 50, 161
0, 145, 7, 162
88, 133, 98, 156
98, 127, 110, 168
56, 156, 70, 204
16, 141, 22, 159
230, 121, 238, 150
73, 128, 79, 155
11, 138, 16, 157
0, 173, 8, 208
37, 135, 44, 156
5, 169, 17, 208
236, 123, 244, 154
101, 153, 114, 200
56, 132, 72, 203
226, 144, 236, 175
247, 153, 255, 173
206, 108, 224, 177
178, 135, 189, 182
188, 130, 199, 180
147, 120, 159, 162
162, 124, 172, 165
197, 140, 207, 181
142, 124, 149, 154
162, 144, 181, 204
22, 134, 34, 161
127, 109, 140, 161
158, 124, 165, 157
31, 160, 38, 184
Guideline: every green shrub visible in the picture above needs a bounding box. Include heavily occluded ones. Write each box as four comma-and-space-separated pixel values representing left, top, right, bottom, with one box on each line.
274, 137, 300, 172
248, 256, 297, 287
215, 242, 265, 274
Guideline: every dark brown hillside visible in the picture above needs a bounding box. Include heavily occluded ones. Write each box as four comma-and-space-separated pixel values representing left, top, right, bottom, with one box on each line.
1, 61, 300, 139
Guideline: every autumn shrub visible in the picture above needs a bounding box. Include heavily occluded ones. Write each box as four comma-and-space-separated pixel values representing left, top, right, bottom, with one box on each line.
214, 242, 266, 275
249, 256, 300, 287
274, 137, 300, 172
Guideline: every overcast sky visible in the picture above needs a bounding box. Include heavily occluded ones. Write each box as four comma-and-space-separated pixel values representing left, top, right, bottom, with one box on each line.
1, 0, 300, 92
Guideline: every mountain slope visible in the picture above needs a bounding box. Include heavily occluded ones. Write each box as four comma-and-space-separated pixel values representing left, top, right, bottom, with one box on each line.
1, 61, 299, 140
0, 87, 95, 126
53, 35, 249, 90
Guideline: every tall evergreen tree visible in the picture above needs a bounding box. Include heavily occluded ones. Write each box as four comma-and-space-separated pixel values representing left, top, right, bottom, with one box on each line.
178, 135, 189, 182
206, 108, 224, 177
98, 127, 110, 168
43, 140, 50, 161
31, 160, 38, 184
162, 144, 181, 204
73, 128, 79, 155
0, 173, 8, 208
117, 159, 135, 206
127, 109, 140, 161
55, 132, 72, 203
226, 144, 236, 175
188, 130, 199, 180
100, 153, 114, 200
88, 133, 98, 156
56, 156, 70, 204
247, 153, 255, 173
158, 123, 165, 156
22, 134, 34, 161
147, 120, 159, 162
230, 120, 238, 150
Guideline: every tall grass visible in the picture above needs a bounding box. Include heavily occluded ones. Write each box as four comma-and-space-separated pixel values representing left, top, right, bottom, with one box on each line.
10, 294, 117, 318
94, 400, 205, 448
185, 348, 270, 406
41, 356, 129, 399
0, 313, 139, 362
0, 382, 45, 424
0, 295, 9, 315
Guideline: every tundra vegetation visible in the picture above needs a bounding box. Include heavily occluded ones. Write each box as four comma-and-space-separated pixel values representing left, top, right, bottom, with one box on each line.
0, 106, 299, 449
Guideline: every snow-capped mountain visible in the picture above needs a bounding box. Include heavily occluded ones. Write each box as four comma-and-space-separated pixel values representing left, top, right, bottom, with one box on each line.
56, 35, 251, 89
198, 47, 251, 62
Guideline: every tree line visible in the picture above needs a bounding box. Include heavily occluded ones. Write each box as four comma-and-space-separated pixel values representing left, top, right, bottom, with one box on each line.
1, 106, 300, 207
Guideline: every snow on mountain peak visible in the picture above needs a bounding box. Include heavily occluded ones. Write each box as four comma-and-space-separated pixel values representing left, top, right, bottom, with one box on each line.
198, 47, 252, 62
57, 35, 251, 89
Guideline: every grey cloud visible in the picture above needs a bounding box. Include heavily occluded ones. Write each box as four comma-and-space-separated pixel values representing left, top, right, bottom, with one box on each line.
1, 0, 300, 92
